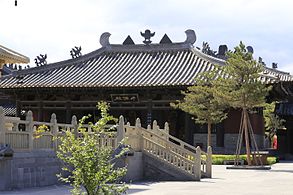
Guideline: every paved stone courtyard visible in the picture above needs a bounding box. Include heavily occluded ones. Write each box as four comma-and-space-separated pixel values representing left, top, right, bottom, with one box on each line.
1, 161, 293, 195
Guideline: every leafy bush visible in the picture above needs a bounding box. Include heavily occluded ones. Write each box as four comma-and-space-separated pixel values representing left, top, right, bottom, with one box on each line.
56, 102, 128, 195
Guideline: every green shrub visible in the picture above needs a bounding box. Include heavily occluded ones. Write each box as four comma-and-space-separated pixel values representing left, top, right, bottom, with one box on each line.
212, 155, 277, 165
56, 102, 128, 195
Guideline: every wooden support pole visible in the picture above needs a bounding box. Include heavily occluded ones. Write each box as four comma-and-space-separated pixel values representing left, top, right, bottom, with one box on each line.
207, 120, 212, 148
243, 109, 252, 166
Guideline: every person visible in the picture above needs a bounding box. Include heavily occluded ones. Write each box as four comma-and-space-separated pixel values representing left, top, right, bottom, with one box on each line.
272, 134, 278, 149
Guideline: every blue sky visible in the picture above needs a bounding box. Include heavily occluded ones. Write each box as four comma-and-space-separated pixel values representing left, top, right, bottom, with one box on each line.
1, 0, 293, 73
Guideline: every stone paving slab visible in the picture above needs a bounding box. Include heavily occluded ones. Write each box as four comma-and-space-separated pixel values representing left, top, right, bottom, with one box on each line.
1, 161, 293, 195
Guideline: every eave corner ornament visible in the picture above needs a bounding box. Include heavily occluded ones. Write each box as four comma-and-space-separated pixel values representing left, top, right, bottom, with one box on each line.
184, 29, 196, 45
70, 46, 82, 59
34, 54, 47, 66
100, 32, 111, 47
141, 29, 155, 45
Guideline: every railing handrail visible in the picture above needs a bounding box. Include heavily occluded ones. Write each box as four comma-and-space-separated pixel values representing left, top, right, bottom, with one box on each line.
143, 136, 195, 164
133, 123, 207, 155
138, 126, 197, 159
1, 110, 212, 180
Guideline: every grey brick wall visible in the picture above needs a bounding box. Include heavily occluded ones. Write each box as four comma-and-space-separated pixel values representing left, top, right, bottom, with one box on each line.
0, 150, 62, 191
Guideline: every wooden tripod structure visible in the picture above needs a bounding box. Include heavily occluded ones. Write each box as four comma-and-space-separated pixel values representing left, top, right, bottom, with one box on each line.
235, 109, 263, 166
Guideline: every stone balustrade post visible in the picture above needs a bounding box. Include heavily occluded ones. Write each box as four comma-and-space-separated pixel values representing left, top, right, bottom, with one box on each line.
71, 115, 78, 138
194, 146, 201, 181
0, 107, 5, 145
117, 115, 125, 144
135, 118, 143, 151
147, 124, 151, 130
152, 120, 158, 131
206, 146, 212, 178
164, 122, 169, 139
50, 113, 58, 150
164, 122, 170, 148
152, 120, 160, 143
164, 122, 169, 134
26, 110, 34, 150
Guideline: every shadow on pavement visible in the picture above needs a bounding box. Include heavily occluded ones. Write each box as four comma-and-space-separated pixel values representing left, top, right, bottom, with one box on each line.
269, 169, 293, 173
127, 188, 149, 194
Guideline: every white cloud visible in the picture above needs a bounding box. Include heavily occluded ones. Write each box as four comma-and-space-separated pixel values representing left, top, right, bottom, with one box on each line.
1, 0, 293, 73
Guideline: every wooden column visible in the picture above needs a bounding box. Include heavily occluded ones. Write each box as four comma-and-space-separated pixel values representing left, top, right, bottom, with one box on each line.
147, 99, 152, 126
38, 101, 43, 121
66, 101, 72, 124
16, 100, 21, 117
184, 113, 192, 145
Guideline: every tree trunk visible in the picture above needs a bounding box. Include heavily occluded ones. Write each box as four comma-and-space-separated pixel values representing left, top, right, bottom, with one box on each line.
243, 109, 252, 166
207, 120, 212, 148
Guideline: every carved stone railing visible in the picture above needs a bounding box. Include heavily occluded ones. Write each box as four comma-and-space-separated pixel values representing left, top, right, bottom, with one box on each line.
0, 107, 212, 179
124, 118, 212, 180
0, 107, 118, 151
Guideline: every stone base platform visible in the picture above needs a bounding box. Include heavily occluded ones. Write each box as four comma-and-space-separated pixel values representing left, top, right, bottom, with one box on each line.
226, 165, 271, 170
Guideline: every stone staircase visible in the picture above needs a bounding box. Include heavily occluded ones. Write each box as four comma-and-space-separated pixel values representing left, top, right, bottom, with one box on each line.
0, 108, 212, 189
122, 117, 212, 181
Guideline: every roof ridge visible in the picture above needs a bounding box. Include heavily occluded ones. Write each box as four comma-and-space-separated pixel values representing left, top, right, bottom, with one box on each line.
8, 47, 108, 77
108, 42, 193, 52
191, 47, 225, 66
5, 42, 194, 78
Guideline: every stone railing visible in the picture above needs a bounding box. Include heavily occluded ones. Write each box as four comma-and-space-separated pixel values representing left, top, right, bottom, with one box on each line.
0, 107, 212, 180
0, 107, 118, 151
123, 118, 212, 180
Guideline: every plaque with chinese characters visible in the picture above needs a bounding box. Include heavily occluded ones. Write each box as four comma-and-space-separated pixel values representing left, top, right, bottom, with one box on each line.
111, 94, 139, 103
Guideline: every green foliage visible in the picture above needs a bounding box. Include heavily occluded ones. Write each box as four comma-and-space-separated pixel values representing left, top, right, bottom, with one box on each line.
56, 102, 128, 195
171, 72, 227, 146
34, 124, 49, 139
264, 102, 285, 139
214, 41, 271, 110
212, 155, 277, 165
172, 72, 227, 125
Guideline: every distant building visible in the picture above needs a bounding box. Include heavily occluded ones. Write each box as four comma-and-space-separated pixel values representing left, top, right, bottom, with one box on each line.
0, 44, 29, 116
0, 30, 291, 154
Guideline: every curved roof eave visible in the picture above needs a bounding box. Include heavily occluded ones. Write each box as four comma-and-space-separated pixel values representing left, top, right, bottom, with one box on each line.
190, 47, 225, 66
0, 44, 30, 64
2, 46, 108, 78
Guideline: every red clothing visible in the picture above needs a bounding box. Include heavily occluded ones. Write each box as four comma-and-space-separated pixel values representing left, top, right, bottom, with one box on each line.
273, 135, 277, 149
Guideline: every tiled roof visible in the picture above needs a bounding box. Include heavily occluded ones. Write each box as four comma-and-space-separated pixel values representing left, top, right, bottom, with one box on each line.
0, 44, 30, 64
0, 33, 292, 89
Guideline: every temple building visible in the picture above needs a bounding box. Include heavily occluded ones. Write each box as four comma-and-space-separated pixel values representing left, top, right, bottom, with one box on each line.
0, 30, 292, 154
0, 44, 29, 116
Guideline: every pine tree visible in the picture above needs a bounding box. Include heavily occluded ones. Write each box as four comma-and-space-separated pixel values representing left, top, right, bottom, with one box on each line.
171, 72, 227, 148
264, 102, 285, 146
214, 42, 271, 165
